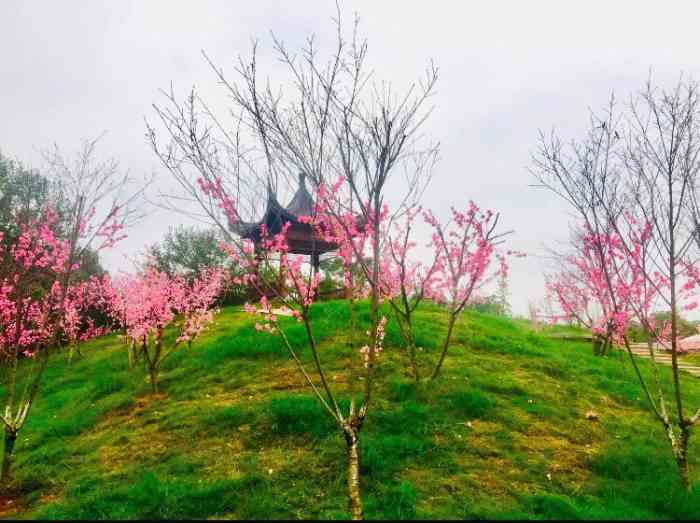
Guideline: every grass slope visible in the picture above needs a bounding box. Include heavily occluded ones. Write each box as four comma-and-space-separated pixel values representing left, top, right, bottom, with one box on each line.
3, 300, 700, 519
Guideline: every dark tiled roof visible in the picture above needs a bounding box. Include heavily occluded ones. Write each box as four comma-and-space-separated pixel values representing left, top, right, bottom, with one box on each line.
285, 172, 315, 218
230, 173, 329, 253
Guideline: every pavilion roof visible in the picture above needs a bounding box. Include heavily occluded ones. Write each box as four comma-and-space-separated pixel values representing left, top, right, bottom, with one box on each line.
229, 172, 336, 256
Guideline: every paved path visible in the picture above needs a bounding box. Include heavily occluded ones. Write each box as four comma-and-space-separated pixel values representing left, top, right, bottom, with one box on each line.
628, 343, 700, 378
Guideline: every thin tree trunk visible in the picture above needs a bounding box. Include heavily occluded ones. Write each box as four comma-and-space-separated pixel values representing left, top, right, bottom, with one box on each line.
677, 454, 690, 490
592, 334, 604, 356
677, 426, 691, 490
394, 310, 420, 383
601, 336, 608, 356
403, 310, 420, 383
1, 428, 17, 484
68, 342, 77, 366
128, 340, 135, 369
149, 336, 162, 394
345, 429, 363, 520
431, 313, 457, 380
409, 342, 419, 384
149, 365, 158, 394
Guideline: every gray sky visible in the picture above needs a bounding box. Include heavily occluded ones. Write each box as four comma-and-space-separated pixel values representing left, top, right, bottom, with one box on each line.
3, 0, 700, 316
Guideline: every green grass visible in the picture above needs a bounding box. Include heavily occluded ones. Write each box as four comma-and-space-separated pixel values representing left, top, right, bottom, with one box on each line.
2, 300, 700, 519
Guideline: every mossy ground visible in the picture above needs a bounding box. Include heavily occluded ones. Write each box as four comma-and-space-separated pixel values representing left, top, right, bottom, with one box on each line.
3, 300, 700, 519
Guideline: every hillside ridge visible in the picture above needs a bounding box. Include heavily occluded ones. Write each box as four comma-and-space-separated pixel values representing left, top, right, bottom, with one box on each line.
4, 301, 700, 519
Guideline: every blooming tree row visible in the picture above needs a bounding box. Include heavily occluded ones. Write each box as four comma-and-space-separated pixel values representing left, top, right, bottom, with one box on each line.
60, 276, 113, 365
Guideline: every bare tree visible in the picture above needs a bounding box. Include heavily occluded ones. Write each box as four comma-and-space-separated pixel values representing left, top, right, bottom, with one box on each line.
43, 136, 149, 260
147, 8, 438, 519
622, 77, 700, 487
533, 77, 700, 488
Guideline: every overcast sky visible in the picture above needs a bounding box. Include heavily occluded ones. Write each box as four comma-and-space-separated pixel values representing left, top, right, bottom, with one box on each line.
3, 1, 700, 316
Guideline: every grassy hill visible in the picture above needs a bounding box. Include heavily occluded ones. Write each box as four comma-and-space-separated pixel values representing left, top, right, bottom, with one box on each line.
3, 300, 700, 519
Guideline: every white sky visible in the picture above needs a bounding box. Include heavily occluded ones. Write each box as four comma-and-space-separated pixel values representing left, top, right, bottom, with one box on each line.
3, 0, 700, 316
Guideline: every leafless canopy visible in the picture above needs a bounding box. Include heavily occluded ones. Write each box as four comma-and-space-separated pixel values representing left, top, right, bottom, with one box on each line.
43, 134, 150, 265
532, 76, 700, 488
146, 7, 439, 243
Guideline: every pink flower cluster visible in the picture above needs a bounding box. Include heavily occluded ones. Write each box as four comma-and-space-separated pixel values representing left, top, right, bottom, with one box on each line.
9, 209, 72, 273
359, 316, 387, 367
545, 219, 676, 345
298, 177, 379, 294
60, 276, 113, 345
105, 268, 225, 348
421, 203, 520, 312
378, 206, 442, 303
197, 176, 238, 229
0, 210, 73, 357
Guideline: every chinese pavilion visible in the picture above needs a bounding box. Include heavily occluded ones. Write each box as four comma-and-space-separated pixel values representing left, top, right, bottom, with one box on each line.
229, 172, 337, 270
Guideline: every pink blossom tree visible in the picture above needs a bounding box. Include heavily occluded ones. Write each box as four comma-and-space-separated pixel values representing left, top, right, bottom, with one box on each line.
547, 226, 632, 355
60, 276, 113, 366
378, 204, 518, 382
107, 268, 224, 394
0, 138, 142, 485
148, 12, 439, 518
0, 210, 78, 481
379, 206, 442, 382
533, 81, 700, 487
215, 177, 398, 519
422, 203, 519, 380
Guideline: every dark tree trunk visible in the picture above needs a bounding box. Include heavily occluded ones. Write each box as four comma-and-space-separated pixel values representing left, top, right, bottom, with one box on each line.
345, 429, 363, 520
592, 334, 604, 356
431, 313, 457, 380
1, 429, 17, 484
149, 366, 158, 394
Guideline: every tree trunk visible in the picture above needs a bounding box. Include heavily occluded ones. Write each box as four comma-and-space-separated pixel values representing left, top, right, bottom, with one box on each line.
1, 428, 17, 484
345, 429, 363, 520
677, 426, 692, 490
431, 313, 457, 380
396, 313, 420, 383
68, 341, 82, 366
128, 340, 134, 369
592, 334, 604, 356
677, 454, 691, 490
149, 366, 158, 394
409, 343, 420, 384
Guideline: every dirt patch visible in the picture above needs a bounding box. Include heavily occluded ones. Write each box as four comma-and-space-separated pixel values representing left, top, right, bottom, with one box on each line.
0, 488, 24, 519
